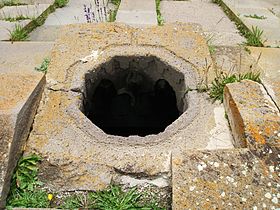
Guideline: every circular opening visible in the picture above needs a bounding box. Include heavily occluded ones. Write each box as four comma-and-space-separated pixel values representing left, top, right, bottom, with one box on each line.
83, 56, 187, 137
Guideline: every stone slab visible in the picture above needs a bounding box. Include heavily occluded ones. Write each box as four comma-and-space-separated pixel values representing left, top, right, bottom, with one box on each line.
172, 148, 280, 209
116, 0, 157, 26
0, 19, 30, 40
24, 23, 235, 193
0, 69, 46, 208
224, 80, 280, 149
248, 47, 280, 108
0, 4, 50, 19
160, 0, 245, 46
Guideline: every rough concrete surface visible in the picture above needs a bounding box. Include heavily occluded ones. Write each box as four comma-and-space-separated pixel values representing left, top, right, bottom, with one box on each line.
224, 80, 280, 149
172, 148, 280, 209
160, 0, 245, 46
0, 69, 46, 208
24, 23, 235, 194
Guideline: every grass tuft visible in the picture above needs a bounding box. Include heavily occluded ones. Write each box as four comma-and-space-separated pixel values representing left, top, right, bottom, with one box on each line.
108, 0, 121, 22
6, 154, 50, 208
35, 58, 50, 73
60, 185, 165, 209
245, 26, 264, 47
9, 24, 29, 41
209, 71, 261, 102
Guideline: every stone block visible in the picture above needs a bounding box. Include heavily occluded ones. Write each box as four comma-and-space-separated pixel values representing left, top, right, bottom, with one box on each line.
224, 80, 280, 149
0, 69, 46, 208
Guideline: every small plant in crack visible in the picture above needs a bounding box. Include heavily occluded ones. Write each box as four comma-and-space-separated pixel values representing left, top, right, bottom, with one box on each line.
35, 58, 50, 73
206, 34, 216, 55
8, 24, 28, 41
3, 15, 30, 22
245, 26, 264, 47
244, 14, 267, 20
156, 0, 164, 25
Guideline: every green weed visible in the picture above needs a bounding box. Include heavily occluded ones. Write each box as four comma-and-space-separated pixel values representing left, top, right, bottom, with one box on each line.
0, 0, 26, 7
3, 15, 30, 22
245, 26, 264, 47
6, 190, 49, 208
9, 24, 28, 41
209, 71, 261, 102
244, 14, 267, 20
54, 0, 69, 8
108, 0, 120, 22
6, 154, 50, 208
35, 58, 50, 73
60, 185, 165, 209
156, 0, 163, 25
206, 35, 216, 54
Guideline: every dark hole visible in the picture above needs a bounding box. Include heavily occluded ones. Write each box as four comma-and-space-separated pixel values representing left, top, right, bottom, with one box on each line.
86, 72, 180, 137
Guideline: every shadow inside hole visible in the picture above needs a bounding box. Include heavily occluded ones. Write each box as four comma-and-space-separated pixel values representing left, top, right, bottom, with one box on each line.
86, 72, 180, 137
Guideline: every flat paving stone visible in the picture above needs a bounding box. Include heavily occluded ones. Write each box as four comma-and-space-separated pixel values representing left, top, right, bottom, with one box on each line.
222, 0, 280, 47
160, 0, 245, 46
28, 0, 104, 41
0, 4, 50, 19
248, 47, 280, 108
116, 0, 157, 26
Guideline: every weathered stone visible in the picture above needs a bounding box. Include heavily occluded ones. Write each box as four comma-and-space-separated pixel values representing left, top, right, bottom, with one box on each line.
25, 23, 233, 193
211, 46, 262, 75
172, 148, 280, 209
248, 47, 280, 108
0, 70, 46, 208
224, 80, 280, 149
